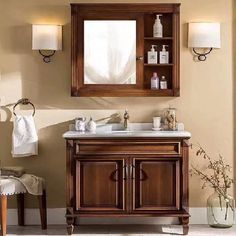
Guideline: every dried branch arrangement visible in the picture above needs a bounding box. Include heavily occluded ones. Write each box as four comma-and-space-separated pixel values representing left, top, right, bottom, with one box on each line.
190, 144, 234, 196
190, 144, 234, 220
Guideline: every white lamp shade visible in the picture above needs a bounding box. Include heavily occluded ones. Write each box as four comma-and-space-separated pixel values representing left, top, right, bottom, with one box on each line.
32, 24, 62, 50
188, 22, 221, 48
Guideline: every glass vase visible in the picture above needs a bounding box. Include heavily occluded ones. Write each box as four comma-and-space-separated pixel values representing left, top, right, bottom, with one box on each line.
207, 191, 235, 228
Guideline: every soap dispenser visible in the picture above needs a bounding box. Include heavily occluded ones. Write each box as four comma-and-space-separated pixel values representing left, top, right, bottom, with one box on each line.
148, 45, 158, 64
153, 14, 163, 38
159, 45, 169, 64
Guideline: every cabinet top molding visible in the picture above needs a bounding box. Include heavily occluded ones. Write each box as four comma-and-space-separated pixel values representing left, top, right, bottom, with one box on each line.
71, 3, 181, 13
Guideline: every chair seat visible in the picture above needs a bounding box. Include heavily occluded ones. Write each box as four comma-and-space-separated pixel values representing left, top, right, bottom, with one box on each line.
0, 177, 27, 196
0, 176, 47, 236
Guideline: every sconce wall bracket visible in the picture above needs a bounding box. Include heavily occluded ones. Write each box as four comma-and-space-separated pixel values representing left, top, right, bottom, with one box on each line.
39, 50, 56, 63
192, 48, 213, 61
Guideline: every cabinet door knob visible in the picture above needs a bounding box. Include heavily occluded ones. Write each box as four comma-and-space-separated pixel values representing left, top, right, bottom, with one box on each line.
136, 56, 144, 61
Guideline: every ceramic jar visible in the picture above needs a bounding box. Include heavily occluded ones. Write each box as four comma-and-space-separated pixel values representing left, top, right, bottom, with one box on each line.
86, 117, 96, 132
75, 117, 86, 132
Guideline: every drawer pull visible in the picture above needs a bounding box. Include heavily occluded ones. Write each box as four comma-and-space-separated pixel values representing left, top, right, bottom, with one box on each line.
130, 165, 147, 181
110, 165, 128, 181
131, 165, 135, 180
140, 169, 148, 181
123, 165, 128, 180
110, 169, 119, 182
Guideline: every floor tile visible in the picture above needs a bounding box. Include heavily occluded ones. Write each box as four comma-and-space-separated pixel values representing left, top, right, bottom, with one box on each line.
5, 225, 236, 236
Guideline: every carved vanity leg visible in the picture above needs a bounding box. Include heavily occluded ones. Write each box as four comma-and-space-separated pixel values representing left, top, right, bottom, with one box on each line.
66, 217, 75, 235
178, 217, 183, 225
180, 217, 189, 235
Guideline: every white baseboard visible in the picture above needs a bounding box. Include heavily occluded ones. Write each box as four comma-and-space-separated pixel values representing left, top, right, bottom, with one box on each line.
7, 208, 208, 225
8, 208, 66, 225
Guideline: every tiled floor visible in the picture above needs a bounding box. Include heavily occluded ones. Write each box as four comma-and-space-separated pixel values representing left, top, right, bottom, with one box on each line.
5, 225, 236, 236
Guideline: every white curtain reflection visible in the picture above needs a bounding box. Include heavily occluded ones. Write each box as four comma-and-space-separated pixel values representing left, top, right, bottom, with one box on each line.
84, 21, 136, 84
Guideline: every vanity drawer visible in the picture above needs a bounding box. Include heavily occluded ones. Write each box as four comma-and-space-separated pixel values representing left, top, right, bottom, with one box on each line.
75, 141, 181, 155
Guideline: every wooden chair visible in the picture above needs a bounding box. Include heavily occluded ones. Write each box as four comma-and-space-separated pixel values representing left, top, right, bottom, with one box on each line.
0, 178, 47, 236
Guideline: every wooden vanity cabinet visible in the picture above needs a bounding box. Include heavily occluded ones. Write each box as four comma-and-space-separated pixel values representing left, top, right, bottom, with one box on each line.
65, 138, 190, 235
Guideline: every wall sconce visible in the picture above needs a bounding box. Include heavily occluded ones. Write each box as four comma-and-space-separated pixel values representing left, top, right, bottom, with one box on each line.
32, 24, 62, 63
188, 22, 221, 61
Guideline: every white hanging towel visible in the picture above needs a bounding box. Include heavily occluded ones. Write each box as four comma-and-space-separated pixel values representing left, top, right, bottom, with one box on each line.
12, 115, 38, 157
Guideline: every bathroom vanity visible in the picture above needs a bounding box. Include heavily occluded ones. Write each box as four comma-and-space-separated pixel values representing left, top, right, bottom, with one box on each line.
63, 124, 191, 235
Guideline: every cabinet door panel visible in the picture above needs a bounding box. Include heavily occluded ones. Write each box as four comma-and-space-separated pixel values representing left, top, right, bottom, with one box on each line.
132, 158, 180, 211
76, 157, 126, 212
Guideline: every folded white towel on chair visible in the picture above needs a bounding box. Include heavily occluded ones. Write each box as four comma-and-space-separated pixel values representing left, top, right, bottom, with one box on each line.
12, 115, 38, 157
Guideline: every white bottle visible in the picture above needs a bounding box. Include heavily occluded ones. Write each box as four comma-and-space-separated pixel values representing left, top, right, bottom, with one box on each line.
159, 45, 169, 64
153, 14, 163, 38
86, 117, 96, 133
160, 76, 168, 89
151, 72, 159, 90
148, 45, 158, 64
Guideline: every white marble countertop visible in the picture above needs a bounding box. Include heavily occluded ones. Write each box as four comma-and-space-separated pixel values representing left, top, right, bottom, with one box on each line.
63, 130, 191, 139
63, 123, 191, 139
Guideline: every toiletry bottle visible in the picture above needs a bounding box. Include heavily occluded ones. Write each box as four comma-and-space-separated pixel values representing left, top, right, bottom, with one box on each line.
159, 45, 169, 64
75, 117, 86, 132
86, 117, 96, 133
160, 76, 167, 89
151, 72, 159, 90
148, 45, 158, 64
153, 14, 163, 38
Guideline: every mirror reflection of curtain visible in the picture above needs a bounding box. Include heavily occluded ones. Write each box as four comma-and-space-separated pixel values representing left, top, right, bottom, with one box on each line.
84, 21, 136, 84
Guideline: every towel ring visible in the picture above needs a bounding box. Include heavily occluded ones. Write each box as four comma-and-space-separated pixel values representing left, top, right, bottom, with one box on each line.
13, 98, 35, 116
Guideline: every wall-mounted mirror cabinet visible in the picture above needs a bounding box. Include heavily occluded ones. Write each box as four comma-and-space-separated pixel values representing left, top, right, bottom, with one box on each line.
71, 4, 180, 97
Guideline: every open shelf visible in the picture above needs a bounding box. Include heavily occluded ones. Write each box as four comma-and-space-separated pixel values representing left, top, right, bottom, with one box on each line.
142, 9, 179, 96
144, 37, 173, 40
144, 64, 174, 67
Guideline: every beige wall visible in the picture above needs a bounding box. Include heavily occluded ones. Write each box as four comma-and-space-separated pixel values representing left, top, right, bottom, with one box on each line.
0, 0, 234, 208
233, 0, 236, 203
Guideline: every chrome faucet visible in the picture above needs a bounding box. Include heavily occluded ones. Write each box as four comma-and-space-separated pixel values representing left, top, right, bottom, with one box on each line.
124, 109, 129, 130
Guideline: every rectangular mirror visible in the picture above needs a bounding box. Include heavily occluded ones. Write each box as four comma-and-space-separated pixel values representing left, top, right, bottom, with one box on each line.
84, 20, 136, 84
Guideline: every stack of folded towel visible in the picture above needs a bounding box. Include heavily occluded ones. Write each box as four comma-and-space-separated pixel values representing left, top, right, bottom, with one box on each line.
0, 166, 25, 177
0, 167, 44, 195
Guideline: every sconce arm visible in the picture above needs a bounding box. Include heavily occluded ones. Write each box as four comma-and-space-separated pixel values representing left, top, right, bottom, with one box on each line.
192, 48, 213, 61
39, 50, 56, 63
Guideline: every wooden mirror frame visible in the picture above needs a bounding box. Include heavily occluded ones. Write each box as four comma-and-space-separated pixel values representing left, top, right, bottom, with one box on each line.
71, 4, 180, 97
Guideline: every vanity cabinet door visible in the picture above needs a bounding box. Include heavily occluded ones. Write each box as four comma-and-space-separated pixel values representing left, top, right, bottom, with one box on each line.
132, 158, 180, 212
75, 157, 127, 212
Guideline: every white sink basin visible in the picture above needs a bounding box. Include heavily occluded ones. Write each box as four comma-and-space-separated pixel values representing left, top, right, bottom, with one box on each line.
109, 130, 154, 134
109, 130, 132, 133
